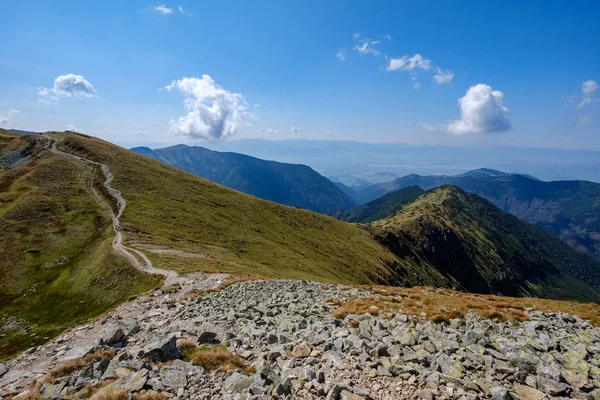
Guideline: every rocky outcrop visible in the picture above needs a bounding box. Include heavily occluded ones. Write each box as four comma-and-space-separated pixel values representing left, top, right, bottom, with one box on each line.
4, 279, 600, 399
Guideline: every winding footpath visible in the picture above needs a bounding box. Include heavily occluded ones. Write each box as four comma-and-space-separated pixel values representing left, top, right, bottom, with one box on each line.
42, 134, 179, 284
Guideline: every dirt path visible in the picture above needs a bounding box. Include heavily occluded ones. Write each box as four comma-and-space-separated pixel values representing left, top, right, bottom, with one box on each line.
42, 134, 179, 285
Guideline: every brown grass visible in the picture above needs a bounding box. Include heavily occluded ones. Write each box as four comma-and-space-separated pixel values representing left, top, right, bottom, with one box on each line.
92, 388, 128, 400
330, 286, 550, 324
133, 391, 169, 400
191, 345, 254, 373
178, 338, 198, 361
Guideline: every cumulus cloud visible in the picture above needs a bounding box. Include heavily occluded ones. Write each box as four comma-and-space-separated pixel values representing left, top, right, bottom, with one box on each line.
579, 80, 598, 108
446, 84, 511, 135
353, 38, 380, 56
0, 109, 19, 129
165, 75, 249, 141
433, 68, 454, 84
336, 49, 346, 62
386, 54, 431, 72
38, 74, 96, 104
582, 80, 598, 96
152, 5, 173, 15
419, 84, 511, 135
290, 127, 300, 133
324, 130, 334, 137
384, 34, 392, 41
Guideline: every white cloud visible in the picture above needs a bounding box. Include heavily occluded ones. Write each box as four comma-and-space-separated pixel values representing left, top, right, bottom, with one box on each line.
65, 124, 83, 132
336, 49, 346, 62
353, 38, 380, 56
324, 130, 334, 137
152, 5, 173, 15
578, 80, 598, 108
38, 74, 96, 104
290, 127, 300, 133
353, 32, 360, 39
582, 80, 598, 96
433, 68, 454, 84
446, 84, 511, 135
165, 75, 249, 141
413, 82, 421, 90
0, 109, 19, 129
258, 128, 278, 134
177, 5, 191, 16
386, 54, 431, 72
384, 34, 392, 41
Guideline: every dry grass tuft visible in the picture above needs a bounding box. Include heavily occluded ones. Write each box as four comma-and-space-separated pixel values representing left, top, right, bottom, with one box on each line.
133, 391, 169, 400
331, 285, 600, 326
178, 339, 198, 361
93, 388, 128, 400
191, 345, 254, 373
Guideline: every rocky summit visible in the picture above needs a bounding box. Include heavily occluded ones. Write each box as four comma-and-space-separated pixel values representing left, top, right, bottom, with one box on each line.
3, 279, 600, 400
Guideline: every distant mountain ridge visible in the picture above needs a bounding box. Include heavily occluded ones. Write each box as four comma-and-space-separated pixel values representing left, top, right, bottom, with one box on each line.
131, 144, 356, 213
357, 168, 600, 257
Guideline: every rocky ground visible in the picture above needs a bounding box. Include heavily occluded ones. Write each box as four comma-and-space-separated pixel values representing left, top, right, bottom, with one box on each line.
2, 279, 600, 399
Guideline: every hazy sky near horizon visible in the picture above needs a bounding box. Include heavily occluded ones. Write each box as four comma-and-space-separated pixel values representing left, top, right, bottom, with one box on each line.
1, 1, 599, 149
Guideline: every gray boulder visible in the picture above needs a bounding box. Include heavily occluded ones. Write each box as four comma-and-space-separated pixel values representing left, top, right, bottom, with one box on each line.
144, 330, 182, 361
99, 324, 124, 346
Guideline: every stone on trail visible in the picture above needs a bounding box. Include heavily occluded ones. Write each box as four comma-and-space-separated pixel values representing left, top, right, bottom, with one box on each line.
223, 372, 254, 394
0, 362, 7, 378
160, 365, 188, 388
144, 330, 182, 361
40, 382, 66, 399
291, 343, 311, 358
99, 323, 125, 346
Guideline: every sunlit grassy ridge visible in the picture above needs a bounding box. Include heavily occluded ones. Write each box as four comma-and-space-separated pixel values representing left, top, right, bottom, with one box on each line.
0, 131, 161, 360
370, 185, 600, 302
53, 131, 402, 284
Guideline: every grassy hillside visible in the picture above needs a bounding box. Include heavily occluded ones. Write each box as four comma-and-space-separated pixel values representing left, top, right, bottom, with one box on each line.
131, 144, 357, 213
0, 131, 160, 359
370, 185, 600, 302
55, 132, 401, 284
358, 169, 600, 257
330, 186, 424, 223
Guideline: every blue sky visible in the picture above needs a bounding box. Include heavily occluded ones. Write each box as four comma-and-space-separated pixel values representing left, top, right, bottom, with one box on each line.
1, 0, 598, 149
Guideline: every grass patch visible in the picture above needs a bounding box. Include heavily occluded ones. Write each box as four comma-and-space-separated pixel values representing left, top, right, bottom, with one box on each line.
333, 285, 600, 325
0, 133, 160, 360
190, 345, 254, 373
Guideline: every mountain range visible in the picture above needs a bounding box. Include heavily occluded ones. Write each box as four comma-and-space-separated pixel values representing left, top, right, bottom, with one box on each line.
130, 144, 356, 213
352, 168, 600, 257
3, 130, 600, 359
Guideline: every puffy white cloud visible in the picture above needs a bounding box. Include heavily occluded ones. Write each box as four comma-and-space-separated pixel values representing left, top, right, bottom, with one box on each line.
290, 127, 300, 133
386, 54, 431, 72
38, 74, 96, 103
336, 49, 346, 62
165, 75, 249, 141
433, 68, 454, 84
446, 84, 511, 135
353, 38, 380, 56
0, 109, 19, 129
52, 74, 96, 98
582, 80, 598, 96
152, 5, 173, 15
384, 34, 392, 41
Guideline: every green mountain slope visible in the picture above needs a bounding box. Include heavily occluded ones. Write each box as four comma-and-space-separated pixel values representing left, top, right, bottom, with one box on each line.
371, 185, 600, 302
330, 186, 424, 223
131, 144, 357, 213
0, 131, 161, 359
359, 169, 600, 257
